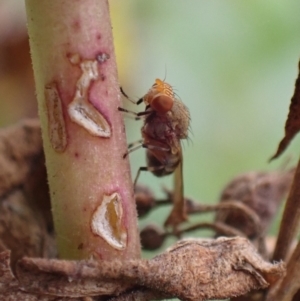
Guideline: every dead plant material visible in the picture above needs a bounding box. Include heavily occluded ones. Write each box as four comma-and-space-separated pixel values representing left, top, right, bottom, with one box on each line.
140, 224, 166, 250
270, 60, 300, 160
0, 119, 55, 268
14, 237, 285, 301
0, 119, 42, 196
134, 184, 156, 217
178, 221, 246, 237
108, 288, 168, 301
143, 187, 262, 233
138, 169, 293, 256
144, 167, 293, 241
140, 220, 247, 251
215, 169, 294, 239
273, 160, 300, 262
266, 239, 300, 301
0, 251, 83, 301
231, 291, 265, 301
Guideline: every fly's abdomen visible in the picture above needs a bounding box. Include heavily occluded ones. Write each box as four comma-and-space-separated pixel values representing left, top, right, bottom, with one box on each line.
146, 149, 180, 177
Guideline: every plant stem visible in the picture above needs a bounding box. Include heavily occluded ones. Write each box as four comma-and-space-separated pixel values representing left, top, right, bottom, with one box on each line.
266, 240, 300, 301
25, 0, 140, 260
272, 158, 300, 262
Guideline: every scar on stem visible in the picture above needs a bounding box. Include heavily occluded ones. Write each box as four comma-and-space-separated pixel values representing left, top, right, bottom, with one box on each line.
45, 83, 67, 152
68, 53, 111, 137
91, 193, 127, 250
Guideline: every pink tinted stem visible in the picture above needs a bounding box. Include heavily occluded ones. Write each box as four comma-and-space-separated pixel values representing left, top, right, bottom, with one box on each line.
25, 0, 140, 260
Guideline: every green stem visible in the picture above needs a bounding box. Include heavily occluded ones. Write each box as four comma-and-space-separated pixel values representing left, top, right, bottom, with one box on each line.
25, 0, 140, 260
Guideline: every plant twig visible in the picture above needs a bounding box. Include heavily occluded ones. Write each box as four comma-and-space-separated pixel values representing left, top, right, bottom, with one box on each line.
15, 237, 285, 301
273, 158, 300, 262
176, 221, 246, 238
189, 201, 262, 236
266, 239, 300, 301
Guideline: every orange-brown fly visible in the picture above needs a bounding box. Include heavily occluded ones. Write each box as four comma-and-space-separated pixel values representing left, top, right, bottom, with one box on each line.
119, 78, 191, 228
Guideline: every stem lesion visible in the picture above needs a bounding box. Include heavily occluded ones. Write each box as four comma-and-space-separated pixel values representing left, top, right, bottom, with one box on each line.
67, 54, 111, 138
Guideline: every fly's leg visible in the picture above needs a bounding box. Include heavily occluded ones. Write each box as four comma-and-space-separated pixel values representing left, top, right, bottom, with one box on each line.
124, 142, 170, 186
124, 141, 170, 158
133, 143, 170, 186
120, 87, 143, 105
119, 87, 150, 120
123, 140, 144, 158
134, 165, 165, 187
118, 107, 151, 119
123, 145, 166, 187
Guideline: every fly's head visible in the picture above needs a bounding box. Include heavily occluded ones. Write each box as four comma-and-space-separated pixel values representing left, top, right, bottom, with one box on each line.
144, 79, 175, 114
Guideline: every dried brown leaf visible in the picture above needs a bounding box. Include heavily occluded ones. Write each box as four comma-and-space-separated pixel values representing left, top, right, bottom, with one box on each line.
16, 237, 285, 301
17, 257, 130, 297
0, 119, 43, 197
0, 188, 55, 268
215, 169, 294, 239
231, 291, 264, 301
0, 251, 84, 301
0, 251, 19, 294
270, 60, 300, 160
108, 288, 167, 301
0, 119, 55, 266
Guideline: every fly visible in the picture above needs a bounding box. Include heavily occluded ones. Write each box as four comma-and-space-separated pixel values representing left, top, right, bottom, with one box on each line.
119, 78, 191, 229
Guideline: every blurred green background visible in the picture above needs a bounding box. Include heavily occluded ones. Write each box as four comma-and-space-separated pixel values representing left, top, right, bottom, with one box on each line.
109, 0, 300, 245
1, 0, 300, 253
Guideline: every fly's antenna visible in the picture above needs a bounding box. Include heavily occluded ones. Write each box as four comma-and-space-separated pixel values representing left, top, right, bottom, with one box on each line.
163, 64, 167, 82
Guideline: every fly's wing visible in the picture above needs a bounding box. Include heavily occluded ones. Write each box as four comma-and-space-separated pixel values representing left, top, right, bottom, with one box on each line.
170, 98, 191, 139
164, 143, 188, 230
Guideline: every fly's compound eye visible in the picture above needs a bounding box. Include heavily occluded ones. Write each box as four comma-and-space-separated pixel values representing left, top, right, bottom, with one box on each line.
151, 95, 174, 113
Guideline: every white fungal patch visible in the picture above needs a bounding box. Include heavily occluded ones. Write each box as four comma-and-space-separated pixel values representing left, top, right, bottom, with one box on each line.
45, 83, 67, 152
91, 193, 127, 250
68, 56, 111, 137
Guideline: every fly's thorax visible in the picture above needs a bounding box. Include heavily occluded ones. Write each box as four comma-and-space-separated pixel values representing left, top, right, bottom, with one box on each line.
143, 113, 172, 141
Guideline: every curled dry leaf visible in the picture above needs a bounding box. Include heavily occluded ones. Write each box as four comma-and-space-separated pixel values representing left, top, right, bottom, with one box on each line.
270, 60, 300, 160
108, 288, 168, 301
215, 169, 294, 239
0, 119, 55, 268
0, 119, 43, 196
16, 237, 285, 301
0, 251, 83, 301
